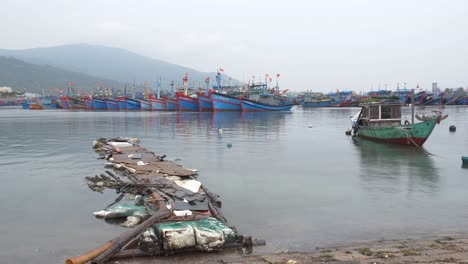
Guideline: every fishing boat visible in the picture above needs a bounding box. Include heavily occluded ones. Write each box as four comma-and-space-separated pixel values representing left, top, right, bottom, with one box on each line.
105, 98, 120, 110
240, 96, 294, 111
149, 80, 166, 110
351, 101, 447, 146
175, 74, 199, 111
68, 98, 86, 109
197, 77, 213, 111
29, 103, 44, 110
125, 98, 141, 110
211, 92, 241, 111
165, 98, 178, 111
117, 97, 127, 110
176, 92, 199, 111
140, 99, 152, 111
92, 97, 107, 110
462, 156, 468, 165
149, 97, 166, 110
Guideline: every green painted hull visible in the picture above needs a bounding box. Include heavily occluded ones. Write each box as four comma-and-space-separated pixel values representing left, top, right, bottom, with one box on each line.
357, 118, 438, 146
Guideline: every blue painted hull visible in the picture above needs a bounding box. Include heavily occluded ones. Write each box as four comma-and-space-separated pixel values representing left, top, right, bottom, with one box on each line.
92, 98, 107, 110
105, 99, 120, 110
211, 92, 241, 112
456, 97, 468, 105
197, 94, 212, 111
176, 93, 199, 111
126, 98, 141, 110
118, 99, 127, 109
85, 100, 93, 109
166, 98, 178, 111
302, 100, 332, 107
42, 103, 58, 109
21, 102, 32, 109
150, 98, 166, 110
241, 98, 294, 111
140, 99, 152, 110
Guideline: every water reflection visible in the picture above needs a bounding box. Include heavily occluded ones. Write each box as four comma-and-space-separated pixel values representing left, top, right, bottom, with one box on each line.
354, 139, 439, 197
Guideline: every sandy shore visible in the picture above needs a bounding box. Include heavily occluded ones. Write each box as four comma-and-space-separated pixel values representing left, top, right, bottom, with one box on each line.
117, 234, 468, 263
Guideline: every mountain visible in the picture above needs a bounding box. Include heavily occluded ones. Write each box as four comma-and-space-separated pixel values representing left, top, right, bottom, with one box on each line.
0, 44, 237, 88
0, 56, 123, 94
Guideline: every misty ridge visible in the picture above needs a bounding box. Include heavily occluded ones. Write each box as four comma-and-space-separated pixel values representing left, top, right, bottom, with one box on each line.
0, 43, 239, 94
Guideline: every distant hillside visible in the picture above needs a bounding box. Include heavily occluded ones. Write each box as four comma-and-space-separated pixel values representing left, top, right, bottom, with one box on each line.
0, 56, 123, 94
0, 44, 239, 88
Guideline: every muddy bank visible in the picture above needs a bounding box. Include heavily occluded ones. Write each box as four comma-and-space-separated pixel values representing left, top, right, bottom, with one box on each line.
113, 234, 468, 263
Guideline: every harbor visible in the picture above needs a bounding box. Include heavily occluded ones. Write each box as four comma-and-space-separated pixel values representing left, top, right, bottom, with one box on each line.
0, 106, 467, 263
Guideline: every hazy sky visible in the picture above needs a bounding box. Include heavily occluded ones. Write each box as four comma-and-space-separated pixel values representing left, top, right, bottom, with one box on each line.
2, 0, 468, 91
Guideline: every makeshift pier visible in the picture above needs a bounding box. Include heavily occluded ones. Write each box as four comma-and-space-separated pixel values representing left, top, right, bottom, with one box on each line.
65, 137, 264, 264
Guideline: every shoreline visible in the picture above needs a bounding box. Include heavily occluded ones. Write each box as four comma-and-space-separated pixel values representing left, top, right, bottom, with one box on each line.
120, 233, 468, 263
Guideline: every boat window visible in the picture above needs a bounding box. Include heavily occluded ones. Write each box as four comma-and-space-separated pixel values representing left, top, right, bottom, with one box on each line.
381, 105, 392, 119
370, 106, 379, 119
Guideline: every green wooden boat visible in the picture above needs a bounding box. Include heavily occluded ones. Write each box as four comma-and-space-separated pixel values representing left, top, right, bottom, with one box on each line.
352, 102, 446, 146
463, 156, 468, 164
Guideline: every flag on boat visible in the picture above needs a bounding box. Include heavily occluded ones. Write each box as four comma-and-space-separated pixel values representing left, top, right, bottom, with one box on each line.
219, 67, 224, 72
276, 73, 280, 78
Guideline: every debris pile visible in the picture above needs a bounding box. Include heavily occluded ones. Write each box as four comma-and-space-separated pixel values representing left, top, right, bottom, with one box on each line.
65, 137, 264, 264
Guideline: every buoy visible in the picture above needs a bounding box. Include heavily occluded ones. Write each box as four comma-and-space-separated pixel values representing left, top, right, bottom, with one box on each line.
308, 125, 312, 128
449, 125, 456, 132
218, 128, 223, 134
227, 143, 232, 148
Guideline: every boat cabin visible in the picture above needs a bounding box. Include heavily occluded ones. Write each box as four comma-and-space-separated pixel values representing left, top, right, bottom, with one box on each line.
359, 103, 402, 127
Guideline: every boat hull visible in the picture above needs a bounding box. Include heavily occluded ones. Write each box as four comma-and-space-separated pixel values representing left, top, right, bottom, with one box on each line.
126, 98, 141, 110
140, 99, 152, 111
240, 98, 294, 112
197, 94, 212, 112
176, 92, 199, 111
211, 92, 241, 112
166, 98, 178, 111
357, 119, 438, 146
105, 99, 120, 110
92, 98, 107, 110
150, 98, 166, 110
301, 100, 333, 107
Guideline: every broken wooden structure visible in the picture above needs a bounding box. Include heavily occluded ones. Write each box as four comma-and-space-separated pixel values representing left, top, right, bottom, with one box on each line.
65, 137, 264, 264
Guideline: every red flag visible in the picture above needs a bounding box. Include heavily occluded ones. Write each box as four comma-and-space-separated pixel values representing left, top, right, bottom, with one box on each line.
265, 73, 269, 77
269, 77, 273, 82
276, 73, 280, 78
68, 81, 74, 86
219, 67, 224, 72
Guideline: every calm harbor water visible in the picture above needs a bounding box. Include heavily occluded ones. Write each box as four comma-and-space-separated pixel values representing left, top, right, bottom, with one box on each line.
0, 106, 467, 264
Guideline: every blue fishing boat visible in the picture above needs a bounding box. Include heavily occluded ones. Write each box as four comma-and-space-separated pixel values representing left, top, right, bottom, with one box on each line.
92, 98, 107, 110
150, 98, 166, 110
126, 98, 141, 110
117, 97, 127, 110
84, 98, 93, 109
166, 98, 178, 111
241, 97, 294, 111
176, 74, 199, 111
198, 77, 213, 111
105, 99, 120, 110
211, 92, 241, 111
149, 80, 166, 110
198, 94, 212, 111
456, 96, 468, 105
140, 99, 152, 110
176, 92, 199, 111
68, 98, 86, 109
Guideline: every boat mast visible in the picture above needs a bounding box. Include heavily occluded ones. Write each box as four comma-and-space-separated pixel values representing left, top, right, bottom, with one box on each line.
183, 73, 188, 96
156, 79, 161, 99
204, 77, 210, 96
